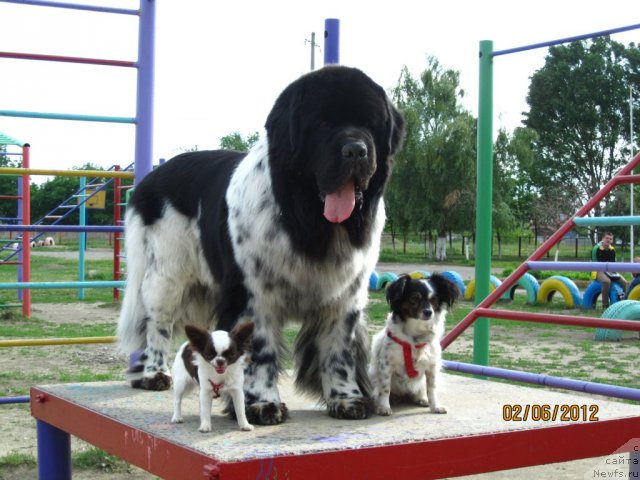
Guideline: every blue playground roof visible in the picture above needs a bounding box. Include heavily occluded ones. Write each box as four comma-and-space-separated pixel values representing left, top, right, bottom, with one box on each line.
0, 131, 24, 146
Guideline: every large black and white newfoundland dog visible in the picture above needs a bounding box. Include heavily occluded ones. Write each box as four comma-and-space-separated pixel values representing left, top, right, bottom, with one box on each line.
117, 65, 405, 424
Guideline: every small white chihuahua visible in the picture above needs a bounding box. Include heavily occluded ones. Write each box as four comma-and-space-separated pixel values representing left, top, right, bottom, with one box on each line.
171, 322, 254, 432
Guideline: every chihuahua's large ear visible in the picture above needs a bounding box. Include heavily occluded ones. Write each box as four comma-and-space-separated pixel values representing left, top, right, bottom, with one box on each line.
386, 274, 411, 307
230, 321, 255, 352
184, 324, 211, 352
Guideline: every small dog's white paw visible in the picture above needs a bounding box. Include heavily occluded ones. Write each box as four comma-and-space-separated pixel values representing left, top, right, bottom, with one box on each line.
240, 423, 254, 431
170, 415, 183, 424
198, 424, 212, 433
417, 398, 429, 407
430, 406, 448, 414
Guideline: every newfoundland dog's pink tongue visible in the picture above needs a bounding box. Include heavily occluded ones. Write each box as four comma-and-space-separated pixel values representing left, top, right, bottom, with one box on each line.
323, 179, 356, 223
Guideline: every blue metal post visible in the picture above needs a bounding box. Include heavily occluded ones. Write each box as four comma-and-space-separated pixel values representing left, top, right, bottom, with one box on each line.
37, 420, 71, 480
324, 18, 340, 65
134, 0, 156, 184
78, 177, 86, 299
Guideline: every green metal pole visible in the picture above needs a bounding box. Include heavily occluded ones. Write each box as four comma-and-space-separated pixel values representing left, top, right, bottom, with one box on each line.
473, 40, 494, 367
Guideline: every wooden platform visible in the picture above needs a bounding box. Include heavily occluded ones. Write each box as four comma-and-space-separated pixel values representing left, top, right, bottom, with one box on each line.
30, 373, 640, 479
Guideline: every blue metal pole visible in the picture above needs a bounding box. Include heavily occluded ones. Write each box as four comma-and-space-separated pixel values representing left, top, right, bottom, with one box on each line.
134, 0, 156, 184
324, 18, 340, 65
37, 420, 71, 480
0, 110, 135, 123
0, 281, 125, 289
78, 178, 86, 300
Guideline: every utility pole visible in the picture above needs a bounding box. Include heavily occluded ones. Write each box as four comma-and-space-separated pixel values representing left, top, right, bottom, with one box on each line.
305, 32, 320, 71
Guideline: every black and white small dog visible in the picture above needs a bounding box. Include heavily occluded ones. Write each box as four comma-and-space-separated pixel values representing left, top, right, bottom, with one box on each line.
370, 274, 458, 416
171, 322, 254, 432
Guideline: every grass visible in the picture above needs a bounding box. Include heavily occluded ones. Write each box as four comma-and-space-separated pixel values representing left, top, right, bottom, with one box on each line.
0, 314, 115, 339
0, 448, 136, 476
0, 252, 116, 304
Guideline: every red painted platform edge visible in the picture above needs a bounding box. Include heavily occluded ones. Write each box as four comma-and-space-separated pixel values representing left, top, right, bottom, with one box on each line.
30, 387, 640, 480
30, 387, 216, 480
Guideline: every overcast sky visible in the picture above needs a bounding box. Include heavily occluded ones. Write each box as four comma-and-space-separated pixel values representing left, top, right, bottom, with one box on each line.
0, 0, 638, 178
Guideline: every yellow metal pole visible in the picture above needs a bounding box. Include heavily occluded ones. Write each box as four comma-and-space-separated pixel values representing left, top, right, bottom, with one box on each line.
0, 336, 115, 347
0, 167, 134, 179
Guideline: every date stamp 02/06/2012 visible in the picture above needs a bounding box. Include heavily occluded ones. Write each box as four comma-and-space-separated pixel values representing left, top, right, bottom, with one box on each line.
502, 403, 600, 422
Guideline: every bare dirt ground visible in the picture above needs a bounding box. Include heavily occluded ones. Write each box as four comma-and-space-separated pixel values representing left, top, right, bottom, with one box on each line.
0, 261, 637, 479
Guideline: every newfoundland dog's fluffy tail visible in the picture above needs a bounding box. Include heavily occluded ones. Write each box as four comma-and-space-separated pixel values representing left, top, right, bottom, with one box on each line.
116, 211, 148, 355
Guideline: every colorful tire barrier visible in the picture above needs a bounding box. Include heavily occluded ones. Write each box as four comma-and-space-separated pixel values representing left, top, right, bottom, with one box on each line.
581, 280, 625, 309
536, 275, 582, 308
506, 272, 539, 304
596, 300, 640, 341
442, 270, 466, 297
369, 271, 379, 290
375, 272, 398, 291
626, 275, 640, 300
409, 271, 430, 279
464, 275, 501, 302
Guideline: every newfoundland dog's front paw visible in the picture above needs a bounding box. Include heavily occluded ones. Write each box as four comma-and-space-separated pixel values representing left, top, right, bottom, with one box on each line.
131, 372, 172, 391
246, 401, 289, 425
327, 397, 373, 420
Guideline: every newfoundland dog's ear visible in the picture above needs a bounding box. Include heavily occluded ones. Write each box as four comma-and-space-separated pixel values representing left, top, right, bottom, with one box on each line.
387, 101, 406, 156
265, 82, 304, 162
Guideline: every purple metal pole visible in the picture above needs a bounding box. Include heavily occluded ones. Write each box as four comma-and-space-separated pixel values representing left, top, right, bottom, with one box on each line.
443, 361, 640, 401
0, 0, 139, 15
37, 420, 71, 480
324, 18, 340, 65
528, 261, 640, 273
494, 23, 640, 57
134, 0, 156, 184
16, 180, 23, 302
0, 395, 29, 404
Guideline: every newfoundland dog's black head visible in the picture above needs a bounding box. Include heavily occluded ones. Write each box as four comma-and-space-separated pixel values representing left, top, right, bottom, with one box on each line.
265, 66, 405, 259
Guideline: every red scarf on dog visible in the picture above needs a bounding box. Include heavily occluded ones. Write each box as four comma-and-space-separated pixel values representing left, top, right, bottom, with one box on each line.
386, 330, 427, 378
208, 379, 224, 398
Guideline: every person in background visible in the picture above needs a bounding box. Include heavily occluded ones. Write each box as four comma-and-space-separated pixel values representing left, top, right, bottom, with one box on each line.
593, 232, 628, 308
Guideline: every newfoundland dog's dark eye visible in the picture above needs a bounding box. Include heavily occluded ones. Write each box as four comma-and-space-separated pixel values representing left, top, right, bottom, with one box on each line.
317, 120, 332, 129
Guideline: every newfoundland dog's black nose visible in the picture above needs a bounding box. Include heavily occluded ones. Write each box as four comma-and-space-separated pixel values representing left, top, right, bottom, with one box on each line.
342, 141, 368, 161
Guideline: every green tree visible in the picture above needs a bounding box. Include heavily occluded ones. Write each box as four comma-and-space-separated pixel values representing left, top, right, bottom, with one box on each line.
29, 164, 123, 226
492, 130, 517, 258
388, 59, 476, 259
219, 131, 260, 151
525, 37, 640, 219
